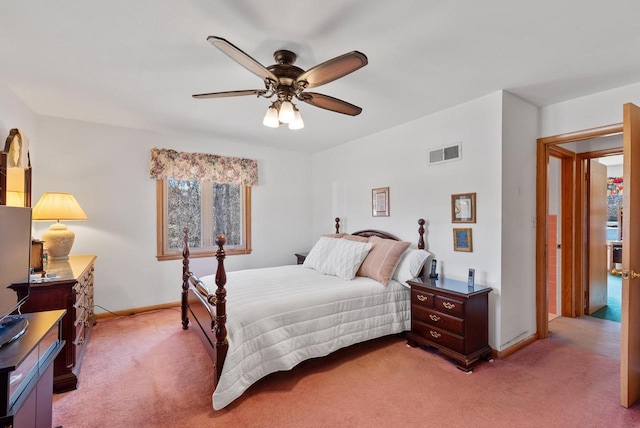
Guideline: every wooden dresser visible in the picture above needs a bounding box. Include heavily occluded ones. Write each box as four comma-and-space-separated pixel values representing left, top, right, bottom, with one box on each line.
406, 276, 492, 372
13, 255, 96, 392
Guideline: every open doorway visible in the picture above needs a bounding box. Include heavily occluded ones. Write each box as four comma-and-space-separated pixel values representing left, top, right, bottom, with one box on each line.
589, 154, 623, 323
542, 135, 622, 361
536, 125, 623, 348
538, 105, 640, 408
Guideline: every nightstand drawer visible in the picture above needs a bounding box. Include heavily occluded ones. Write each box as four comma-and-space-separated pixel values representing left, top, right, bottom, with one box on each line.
411, 289, 435, 307
412, 321, 464, 354
434, 295, 464, 317
411, 305, 464, 335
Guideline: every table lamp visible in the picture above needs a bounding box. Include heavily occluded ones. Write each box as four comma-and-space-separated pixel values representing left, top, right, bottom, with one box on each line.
32, 192, 88, 261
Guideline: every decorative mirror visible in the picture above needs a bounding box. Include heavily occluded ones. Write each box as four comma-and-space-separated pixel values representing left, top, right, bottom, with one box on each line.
0, 128, 32, 207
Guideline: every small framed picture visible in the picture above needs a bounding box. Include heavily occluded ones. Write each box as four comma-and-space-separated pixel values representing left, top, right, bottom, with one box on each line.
372, 187, 390, 217
451, 192, 476, 223
453, 228, 473, 252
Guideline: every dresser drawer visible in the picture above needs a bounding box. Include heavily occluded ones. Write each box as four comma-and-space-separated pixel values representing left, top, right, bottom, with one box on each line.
412, 305, 464, 335
434, 295, 465, 317
74, 321, 85, 345
411, 289, 435, 307
412, 321, 464, 354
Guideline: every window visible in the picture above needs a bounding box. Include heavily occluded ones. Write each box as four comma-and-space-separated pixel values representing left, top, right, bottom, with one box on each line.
150, 147, 257, 260
156, 178, 251, 260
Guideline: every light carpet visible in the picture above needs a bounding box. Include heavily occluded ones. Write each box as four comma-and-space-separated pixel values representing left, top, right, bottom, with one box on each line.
53, 308, 640, 427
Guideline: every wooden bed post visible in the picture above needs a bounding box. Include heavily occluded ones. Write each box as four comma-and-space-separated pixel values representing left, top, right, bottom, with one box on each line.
335, 217, 340, 234
418, 219, 425, 250
214, 235, 229, 380
181, 228, 190, 330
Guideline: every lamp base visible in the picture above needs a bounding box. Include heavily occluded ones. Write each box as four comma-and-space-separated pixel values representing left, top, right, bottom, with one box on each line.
42, 222, 75, 261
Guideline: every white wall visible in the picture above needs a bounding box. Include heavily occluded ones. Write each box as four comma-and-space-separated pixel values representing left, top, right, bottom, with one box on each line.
30, 116, 313, 313
608, 164, 623, 177
312, 91, 515, 350
540, 81, 640, 137
0, 82, 38, 158
499, 92, 538, 349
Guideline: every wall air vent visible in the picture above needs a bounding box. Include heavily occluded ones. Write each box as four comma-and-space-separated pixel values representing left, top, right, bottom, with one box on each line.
428, 142, 462, 165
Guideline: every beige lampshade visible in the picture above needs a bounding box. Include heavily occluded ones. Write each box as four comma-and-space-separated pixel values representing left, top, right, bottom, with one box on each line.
32, 192, 88, 261
32, 192, 88, 221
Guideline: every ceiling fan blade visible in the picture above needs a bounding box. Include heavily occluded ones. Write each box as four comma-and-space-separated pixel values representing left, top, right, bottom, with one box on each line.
298, 92, 363, 116
207, 36, 278, 82
296, 51, 367, 89
192, 89, 267, 99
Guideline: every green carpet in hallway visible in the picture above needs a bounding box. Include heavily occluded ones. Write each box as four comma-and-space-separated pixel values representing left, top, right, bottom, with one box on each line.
591, 274, 621, 322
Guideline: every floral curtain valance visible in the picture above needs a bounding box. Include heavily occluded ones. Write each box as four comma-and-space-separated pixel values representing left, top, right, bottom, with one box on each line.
150, 148, 258, 186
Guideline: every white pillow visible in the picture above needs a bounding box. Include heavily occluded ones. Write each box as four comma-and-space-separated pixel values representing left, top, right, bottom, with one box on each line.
392, 249, 431, 286
303, 236, 372, 280
303, 236, 338, 271
322, 238, 372, 280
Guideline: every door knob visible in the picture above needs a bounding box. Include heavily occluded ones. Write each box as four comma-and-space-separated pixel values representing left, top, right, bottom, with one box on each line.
618, 270, 640, 280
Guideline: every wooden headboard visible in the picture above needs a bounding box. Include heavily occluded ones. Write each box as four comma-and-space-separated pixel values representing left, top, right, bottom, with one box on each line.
334, 217, 425, 249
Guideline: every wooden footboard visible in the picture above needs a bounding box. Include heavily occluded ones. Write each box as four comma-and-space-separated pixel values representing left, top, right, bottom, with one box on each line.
181, 229, 228, 384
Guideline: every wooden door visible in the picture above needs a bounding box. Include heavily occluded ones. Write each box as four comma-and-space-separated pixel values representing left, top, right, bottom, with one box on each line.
621, 102, 640, 407
587, 159, 607, 314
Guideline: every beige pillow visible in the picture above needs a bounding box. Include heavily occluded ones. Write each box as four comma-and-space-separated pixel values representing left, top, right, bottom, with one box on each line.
342, 234, 369, 243
323, 233, 346, 238
357, 236, 410, 285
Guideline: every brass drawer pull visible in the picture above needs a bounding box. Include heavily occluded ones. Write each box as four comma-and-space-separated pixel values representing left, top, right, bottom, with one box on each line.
430, 330, 441, 339
442, 302, 456, 310
429, 314, 441, 322
417, 294, 429, 302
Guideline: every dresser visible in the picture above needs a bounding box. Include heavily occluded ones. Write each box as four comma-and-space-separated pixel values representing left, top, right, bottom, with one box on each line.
13, 255, 96, 392
406, 276, 491, 372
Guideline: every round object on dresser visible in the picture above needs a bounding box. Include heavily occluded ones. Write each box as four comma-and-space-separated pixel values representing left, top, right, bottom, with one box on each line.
42, 222, 75, 261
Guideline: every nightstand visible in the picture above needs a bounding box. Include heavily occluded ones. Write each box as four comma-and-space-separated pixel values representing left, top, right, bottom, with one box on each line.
295, 252, 308, 264
406, 276, 492, 372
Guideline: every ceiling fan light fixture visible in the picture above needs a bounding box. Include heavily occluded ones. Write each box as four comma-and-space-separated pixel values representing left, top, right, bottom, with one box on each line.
278, 100, 295, 124
263, 104, 280, 128
289, 106, 304, 130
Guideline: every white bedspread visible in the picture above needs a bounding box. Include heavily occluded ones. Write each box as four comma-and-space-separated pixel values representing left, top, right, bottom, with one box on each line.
198, 264, 411, 410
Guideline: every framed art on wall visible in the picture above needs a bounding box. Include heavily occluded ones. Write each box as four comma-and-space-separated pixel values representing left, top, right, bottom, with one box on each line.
372, 187, 389, 217
451, 192, 476, 223
453, 228, 473, 252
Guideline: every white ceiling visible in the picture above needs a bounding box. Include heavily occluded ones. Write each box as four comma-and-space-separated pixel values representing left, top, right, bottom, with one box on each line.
2, 1, 640, 153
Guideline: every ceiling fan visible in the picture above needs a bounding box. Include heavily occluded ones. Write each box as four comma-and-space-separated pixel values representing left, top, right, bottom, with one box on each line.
192, 36, 368, 130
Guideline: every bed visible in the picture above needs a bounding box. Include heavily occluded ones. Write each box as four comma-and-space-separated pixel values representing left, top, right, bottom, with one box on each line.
181, 218, 430, 409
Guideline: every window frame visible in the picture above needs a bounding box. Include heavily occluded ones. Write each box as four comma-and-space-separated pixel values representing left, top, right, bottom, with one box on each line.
155, 179, 252, 261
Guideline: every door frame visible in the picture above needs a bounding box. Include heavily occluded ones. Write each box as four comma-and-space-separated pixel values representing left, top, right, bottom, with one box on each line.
547, 145, 576, 317
536, 123, 623, 339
